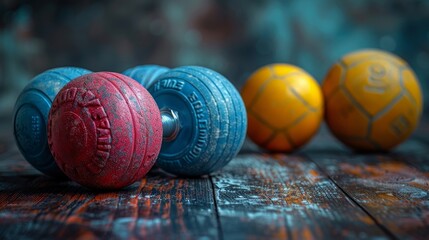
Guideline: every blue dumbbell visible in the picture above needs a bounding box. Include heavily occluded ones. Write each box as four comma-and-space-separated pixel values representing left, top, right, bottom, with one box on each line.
13, 67, 91, 177
147, 66, 247, 176
123, 65, 169, 88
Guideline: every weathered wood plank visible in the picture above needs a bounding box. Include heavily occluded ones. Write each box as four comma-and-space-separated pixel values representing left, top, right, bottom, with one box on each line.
0, 150, 219, 240
1, 115, 428, 239
309, 153, 429, 240
211, 154, 389, 239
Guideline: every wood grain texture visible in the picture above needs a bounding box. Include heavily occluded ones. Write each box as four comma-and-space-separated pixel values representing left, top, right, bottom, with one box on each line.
309, 153, 429, 240
305, 121, 429, 240
211, 154, 388, 239
0, 148, 219, 240
1, 119, 429, 239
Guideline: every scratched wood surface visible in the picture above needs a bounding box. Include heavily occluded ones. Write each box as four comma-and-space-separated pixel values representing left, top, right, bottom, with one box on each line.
0, 150, 219, 239
211, 154, 387, 239
0, 119, 429, 239
305, 123, 429, 240
309, 153, 429, 239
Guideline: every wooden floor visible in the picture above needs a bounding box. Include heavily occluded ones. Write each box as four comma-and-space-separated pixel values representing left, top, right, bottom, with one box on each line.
0, 119, 428, 239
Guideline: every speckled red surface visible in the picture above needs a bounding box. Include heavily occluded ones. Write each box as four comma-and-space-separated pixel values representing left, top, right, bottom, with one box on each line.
48, 72, 162, 189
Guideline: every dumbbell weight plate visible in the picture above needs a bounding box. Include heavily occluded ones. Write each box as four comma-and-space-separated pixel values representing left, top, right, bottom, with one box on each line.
148, 66, 247, 176
13, 67, 91, 177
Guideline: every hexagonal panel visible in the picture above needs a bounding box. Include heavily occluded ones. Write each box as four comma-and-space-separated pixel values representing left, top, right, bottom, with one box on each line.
287, 110, 322, 148
286, 72, 323, 111
322, 63, 344, 100
341, 50, 377, 67
326, 89, 370, 138
401, 68, 423, 112
341, 49, 406, 68
247, 111, 276, 147
343, 59, 402, 116
265, 131, 293, 152
241, 65, 274, 109
251, 79, 310, 129
370, 95, 420, 150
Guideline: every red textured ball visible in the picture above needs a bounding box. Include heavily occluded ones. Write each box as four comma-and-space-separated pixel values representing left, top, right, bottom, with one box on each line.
48, 72, 162, 189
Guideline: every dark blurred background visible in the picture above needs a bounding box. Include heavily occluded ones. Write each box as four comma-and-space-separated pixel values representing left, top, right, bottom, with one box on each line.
1, 0, 428, 120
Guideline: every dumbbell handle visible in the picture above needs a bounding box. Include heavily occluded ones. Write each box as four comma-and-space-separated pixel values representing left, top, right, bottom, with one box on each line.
161, 108, 180, 142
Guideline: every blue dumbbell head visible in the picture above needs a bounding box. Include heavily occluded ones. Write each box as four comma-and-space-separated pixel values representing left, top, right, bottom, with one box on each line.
123, 65, 169, 88
13, 67, 91, 177
148, 66, 247, 176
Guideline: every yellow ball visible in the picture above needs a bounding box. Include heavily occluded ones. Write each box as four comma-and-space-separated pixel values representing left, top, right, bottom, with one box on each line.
241, 64, 323, 152
322, 49, 423, 151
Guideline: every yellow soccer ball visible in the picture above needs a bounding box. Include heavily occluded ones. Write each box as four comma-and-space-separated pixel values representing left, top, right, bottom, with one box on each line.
241, 64, 323, 152
322, 49, 423, 151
